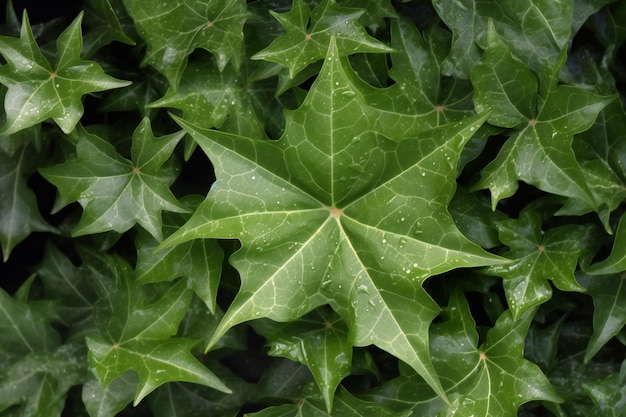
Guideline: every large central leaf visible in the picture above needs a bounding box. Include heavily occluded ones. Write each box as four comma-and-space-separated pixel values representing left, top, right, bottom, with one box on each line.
160, 40, 505, 400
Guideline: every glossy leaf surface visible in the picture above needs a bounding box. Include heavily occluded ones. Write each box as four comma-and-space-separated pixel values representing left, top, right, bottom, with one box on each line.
161, 40, 505, 401
40, 118, 187, 240
0, 12, 129, 135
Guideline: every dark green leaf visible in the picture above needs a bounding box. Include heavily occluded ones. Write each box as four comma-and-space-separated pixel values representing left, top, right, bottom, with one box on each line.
252, 0, 392, 78
485, 208, 589, 319
122, 0, 247, 89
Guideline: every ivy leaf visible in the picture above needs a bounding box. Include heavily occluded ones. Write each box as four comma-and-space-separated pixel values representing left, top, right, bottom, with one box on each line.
0, 146, 56, 262
587, 213, 626, 275
82, 0, 135, 57
472, 28, 614, 212
148, 56, 271, 140
252, 0, 392, 78
85, 255, 230, 405
253, 307, 352, 412
576, 273, 626, 363
134, 195, 224, 313
159, 39, 506, 401
582, 360, 626, 415
484, 208, 589, 319
433, 0, 573, 78
122, 0, 247, 89
433, 291, 562, 416
248, 387, 410, 417
0, 12, 130, 135
0, 343, 87, 417
366, 17, 474, 139
39, 118, 187, 240
82, 372, 138, 417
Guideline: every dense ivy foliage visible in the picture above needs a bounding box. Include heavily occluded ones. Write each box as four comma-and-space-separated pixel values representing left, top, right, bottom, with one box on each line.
1, 0, 625, 416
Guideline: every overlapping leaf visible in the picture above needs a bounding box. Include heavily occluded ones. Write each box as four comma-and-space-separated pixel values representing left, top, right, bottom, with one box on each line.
472, 24, 614, 216
433, 0, 574, 78
82, 0, 135, 57
363, 291, 562, 416
0, 12, 130, 135
123, 0, 247, 89
0, 146, 56, 262
249, 387, 409, 417
485, 208, 590, 319
40, 118, 187, 240
364, 17, 474, 139
160, 39, 506, 401
252, 0, 392, 78
85, 255, 229, 405
254, 307, 352, 411
134, 196, 223, 313
576, 273, 626, 363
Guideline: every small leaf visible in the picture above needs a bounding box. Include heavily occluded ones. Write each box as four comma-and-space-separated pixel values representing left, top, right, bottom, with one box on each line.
252, 0, 392, 78
85, 255, 230, 405
123, 0, 248, 89
82, 372, 138, 417
254, 307, 352, 412
135, 196, 223, 313
82, 0, 135, 57
160, 39, 506, 402
582, 359, 626, 416
577, 273, 626, 363
0, 146, 56, 262
433, 292, 562, 416
40, 118, 187, 240
485, 208, 589, 319
0, 12, 130, 135
587, 212, 626, 275
471, 21, 537, 128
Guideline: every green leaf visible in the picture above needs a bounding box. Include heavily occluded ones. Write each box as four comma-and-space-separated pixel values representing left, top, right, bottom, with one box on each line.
0, 343, 87, 417
582, 359, 626, 416
484, 208, 589, 319
0, 146, 56, 262
0, 12, 130, 135
135, 196, 223, 313
147, 56, 271, 139
37, 242, 97, 325
433, 0, 573, 78
252, 0, 392, 78
368, 17, 474, 138
576, 273, 626, 363
473, 52, 614, 211
122, 0, 247, 89
160, 39, 506, 402
254, 307, 352, 412
587, 213, 626, 275
40, 118, 187, 240
82, 0, 135, 57
82, 373, 137, 417
248, 387, 410, 417
434, 292, 563, 416
471, 21, 537, 128
85, 255, 229, 405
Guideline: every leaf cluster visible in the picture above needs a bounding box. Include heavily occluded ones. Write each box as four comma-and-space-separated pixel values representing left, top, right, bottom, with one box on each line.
1, 0, 626, 416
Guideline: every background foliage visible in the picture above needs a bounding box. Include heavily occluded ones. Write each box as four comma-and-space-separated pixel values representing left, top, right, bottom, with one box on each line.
1, 0, 625, 416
